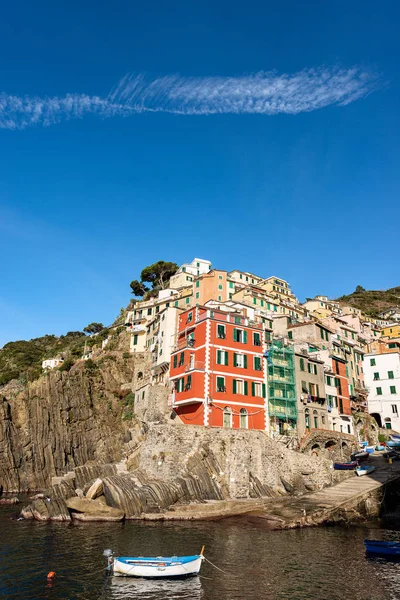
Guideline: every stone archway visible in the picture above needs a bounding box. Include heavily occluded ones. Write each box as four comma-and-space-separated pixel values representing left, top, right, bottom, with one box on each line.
325, 440, 337, 449
370, 413, 382, 428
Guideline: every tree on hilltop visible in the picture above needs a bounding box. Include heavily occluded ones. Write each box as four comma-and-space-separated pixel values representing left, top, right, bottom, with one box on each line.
83, 322, 104, 335
130, 260, 178, 297
355, 285, 366, 293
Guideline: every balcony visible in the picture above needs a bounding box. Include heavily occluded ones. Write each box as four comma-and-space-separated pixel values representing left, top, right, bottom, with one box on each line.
173, 338, 196, 351
185, 361, 205, 372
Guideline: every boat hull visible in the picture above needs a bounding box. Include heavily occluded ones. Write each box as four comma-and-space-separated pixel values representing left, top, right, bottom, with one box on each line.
333, 461, 357, 470
113, 556, 203, 578
386, 441, 400, 448
356, 466, 376, 476
365, 540, 400, 557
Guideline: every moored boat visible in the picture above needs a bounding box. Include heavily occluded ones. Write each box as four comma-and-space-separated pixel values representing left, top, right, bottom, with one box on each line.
351, 451, 369, 462
365, 445, 375, 454
386, 440, 400, 448
356, 465, 376, 477
390, 434, 400, 441
333, 461, 358, 470
365, 540, 400, 557
104, 548, 205, 578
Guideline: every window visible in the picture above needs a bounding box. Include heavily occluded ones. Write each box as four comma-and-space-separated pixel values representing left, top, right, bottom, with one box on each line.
174, 301, 179, 307
313, 411, 318, 429
217, 350, 229, 366
233, 379, 248, 395
390, 386, 397, 395
216, 376, 226, 392
223, 407, 232, 428
288, 331, 293, 340
252, 382, 262, 397
186, 276, 192, 281
299, 358, 305, 371
234, 353, 247, 368
218, 296, 222, 301
196, 281, 200, 288
392, 405, 398, 416
313, 364, 317, 375
388, 371, 394, 379
253, 298, 257, 305
370, 358, 376, 366
179, 352, 185, 366
147, 308, 152, 315
389, 343, 396, 349
305, 409, 310, 429
240, 408, 248, 429
373, 372, 380, 380
156, 305, 160, 313
229, 281, 234, 289
308, 363, 311, 374
187, 312, 193, 323
195, 292, 200, 299
253, 332, 261, 346
185, 297, 190, 305
376, 387, 382, 395
320, 328, 324, 340
218, 284, 223, 290
254, 356, 262, 371
173, 354, 178, 368
229, 293, 233, 300
233, 328, 247, 343
189, 354, 194, 370
185, 375, 192, 391
217, 324, 226, 339
265, 331, 272, 341
219, 275, 223, 280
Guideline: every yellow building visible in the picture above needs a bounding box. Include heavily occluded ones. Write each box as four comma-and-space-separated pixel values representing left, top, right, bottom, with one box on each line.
381, 324, 400, 339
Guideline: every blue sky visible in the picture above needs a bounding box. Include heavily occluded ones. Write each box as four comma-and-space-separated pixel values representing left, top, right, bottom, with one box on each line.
0, 0, 399, 347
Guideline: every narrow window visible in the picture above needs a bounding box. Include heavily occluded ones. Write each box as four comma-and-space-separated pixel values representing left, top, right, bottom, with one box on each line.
217, 324, 226, 339
216, 376, 226, 392
253, 332, 261, 346
390, 386, 397, 395
388, 371, 394, 379
223, 407, 232, 428
240, 409, 248, 429
376, 387, 382, 395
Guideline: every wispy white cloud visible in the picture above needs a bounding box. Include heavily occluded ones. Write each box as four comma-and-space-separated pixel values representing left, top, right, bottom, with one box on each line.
0, 66, 383, 129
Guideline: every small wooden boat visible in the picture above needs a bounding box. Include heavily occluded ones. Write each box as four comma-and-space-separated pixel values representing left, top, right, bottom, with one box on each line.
365, 540, 400, 557
365, 445, 375, 454
386, 440, 400, 448
356, 465, 376, 477
105, 548, 205, 578
333, 461, 358, 470
351, 451, 369, 462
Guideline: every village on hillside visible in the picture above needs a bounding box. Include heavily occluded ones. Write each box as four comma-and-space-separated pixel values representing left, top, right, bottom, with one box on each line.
46, 258, 400, 443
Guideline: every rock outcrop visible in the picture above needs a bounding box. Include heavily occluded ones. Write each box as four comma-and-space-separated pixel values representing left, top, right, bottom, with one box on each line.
0, 353, 143, 492
65, 496, 124, 521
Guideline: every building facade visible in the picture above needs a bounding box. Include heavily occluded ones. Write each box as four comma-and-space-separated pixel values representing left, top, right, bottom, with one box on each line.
294, 352, 327, 437
364, 351, 400, 431
169, 306, 267, 430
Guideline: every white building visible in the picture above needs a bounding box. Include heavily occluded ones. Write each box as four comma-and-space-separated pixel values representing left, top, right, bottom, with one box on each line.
42, 358, 64, 370
364, 351, 400, 431
147, 305, 182, 384
378, 307, 400, 323
169, 258, 211, 289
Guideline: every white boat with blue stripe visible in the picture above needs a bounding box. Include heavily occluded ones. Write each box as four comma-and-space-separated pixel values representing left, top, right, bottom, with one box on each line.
105, 547, 205, 578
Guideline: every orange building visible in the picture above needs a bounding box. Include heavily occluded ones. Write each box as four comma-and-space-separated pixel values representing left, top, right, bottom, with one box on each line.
331, 353, 352, 419
169, 306, 267, 430
193, 270, 229, 305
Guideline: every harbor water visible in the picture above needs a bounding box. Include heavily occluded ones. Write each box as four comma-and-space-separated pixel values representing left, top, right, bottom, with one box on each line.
1, 503, 400, 599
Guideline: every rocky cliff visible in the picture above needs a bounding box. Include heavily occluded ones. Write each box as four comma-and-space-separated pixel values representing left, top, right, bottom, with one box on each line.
0, 347, 351, 522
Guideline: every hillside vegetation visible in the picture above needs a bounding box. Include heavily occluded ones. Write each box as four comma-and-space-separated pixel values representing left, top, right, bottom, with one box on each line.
337, 286, 400, 318
0, 329, 111, 386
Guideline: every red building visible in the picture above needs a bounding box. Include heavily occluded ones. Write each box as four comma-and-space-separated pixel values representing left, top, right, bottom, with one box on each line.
332, 355, 352, 418
169, 305, 267, 429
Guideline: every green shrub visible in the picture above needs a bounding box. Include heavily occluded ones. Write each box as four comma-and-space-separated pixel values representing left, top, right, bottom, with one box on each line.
124, 392, 135, 406
84, 359, 97, 371
122, 352, 130, 359
0, 370, 19, 386
59, 359, 74, 372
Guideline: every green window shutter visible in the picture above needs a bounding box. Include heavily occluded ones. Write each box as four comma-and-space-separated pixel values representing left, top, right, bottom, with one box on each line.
243, 330, 247, 344
217, 350, 222, 364
187, 374, 192, 389
233, 379, 237, 394
288, 331, 293, 340
217, 376, 224, 390
233, 353, 238, 367
251, 382, 255, 396
244, 381, 248, 395
225, 352, 229, 366
253, 298, 257, 305
173, 355, 177, 368
320, 328, 324, 339
233, 328, 238, 342
262, 383, 266, 398
254, 356, 261, 370
133, 334, 138, 345
244, 355, 248, 369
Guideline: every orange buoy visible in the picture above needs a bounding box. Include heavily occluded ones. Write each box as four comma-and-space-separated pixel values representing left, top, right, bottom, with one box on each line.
47, 571, 56, 580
